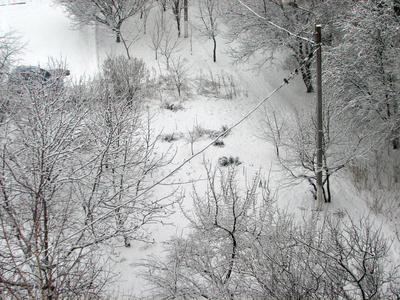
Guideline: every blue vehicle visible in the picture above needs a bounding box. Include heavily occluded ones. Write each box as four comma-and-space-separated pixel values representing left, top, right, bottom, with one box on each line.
11, 66, 52, 84
9, 65, 70, 91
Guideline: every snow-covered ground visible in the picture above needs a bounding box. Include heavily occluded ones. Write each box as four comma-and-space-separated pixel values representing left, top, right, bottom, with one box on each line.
1, 0, 399, 298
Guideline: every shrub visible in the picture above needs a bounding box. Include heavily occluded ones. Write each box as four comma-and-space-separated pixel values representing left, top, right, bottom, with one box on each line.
218, 156, 241, 167
196, 69, 243, 99
140, 168, 400, 300
168, 56, 190, 97
162, 133, 178, 142
102, 56, 150, 104
213, 139, 225, 147
162, 101, 184, 112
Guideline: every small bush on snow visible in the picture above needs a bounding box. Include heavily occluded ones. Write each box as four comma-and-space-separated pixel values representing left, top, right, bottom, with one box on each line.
161, 133, 179, 142
218, 156, 241, 167
213, 139, 225, 147
162, 101, 184, 112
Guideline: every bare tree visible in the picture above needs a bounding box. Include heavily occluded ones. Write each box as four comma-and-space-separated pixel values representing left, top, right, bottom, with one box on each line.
75, 57, 176, 248
140, 165, 276, 299
170, 0, 183, 37
261, 97, 376, 203
196, 0, 220, 62
149, 10, 166, 60
140, 1, 156, 35
0, 31, 23, 79
57, 0, 146, 43
0, 61, 114, 298
168, 56, 190, 96
222, 0, 352, 93
0, 31, 23, 123
159, 20, 181, 69
102, 55, 150, 105
158, 0, 168, 12
0, 57, 178, 297
324, 0, 400, 150
140, 165, 399, 299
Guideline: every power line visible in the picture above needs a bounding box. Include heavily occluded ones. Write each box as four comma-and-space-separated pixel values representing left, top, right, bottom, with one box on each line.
3, 64, 310, 276
57, 51, 318, 249
2, 36, 319, 276
236, 0, 316, 45
56, 71, 298, 246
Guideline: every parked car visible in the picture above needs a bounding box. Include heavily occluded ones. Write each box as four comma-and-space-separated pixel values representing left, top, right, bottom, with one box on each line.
11, 66, 51, 83
9, 65, 70, 91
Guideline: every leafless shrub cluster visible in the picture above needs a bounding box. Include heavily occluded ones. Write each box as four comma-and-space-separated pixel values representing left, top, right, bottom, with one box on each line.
140, 166, 400, 299
196, 68, 242, 99
156, 56, 190, 98
261, 91, 377, 204
161, 101, 184, 111
348, 150, 400, 218
102, 55, 151, 105
167, 56, 191, 97
186, 122, 230, 155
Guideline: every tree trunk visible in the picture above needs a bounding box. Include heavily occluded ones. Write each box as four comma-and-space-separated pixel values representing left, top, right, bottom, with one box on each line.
394, 0, 400, 16
297, 63, 314, 93
184, 0, 188, 38
392, 136, 399, 149
213, 36, 217, 62
323, 173, 331, 203
176, 16, 181, 37
124, 235, 131, 247
116, 23, 122, 43
173, 0, 181, 37
292, 41, 314, 93
116, 30, 121, 43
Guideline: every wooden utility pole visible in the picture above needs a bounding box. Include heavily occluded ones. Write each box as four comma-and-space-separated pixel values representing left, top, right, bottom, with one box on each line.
315, 24, 323, 209
184, 0, 189, 38
281, 1, 324, 209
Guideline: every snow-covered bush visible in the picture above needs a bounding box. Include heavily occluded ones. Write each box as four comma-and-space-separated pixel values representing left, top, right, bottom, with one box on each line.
196, 68, 242, 99
140, 166, 400, 299
168, 56, 191, 97
161, 132, 179, 142
0, 59, 176, 298
102, 55, 150, 105
161, 101, 184, 111
213, 139, 225, 147
0, 61, 113, 298
218, 156, 241, 167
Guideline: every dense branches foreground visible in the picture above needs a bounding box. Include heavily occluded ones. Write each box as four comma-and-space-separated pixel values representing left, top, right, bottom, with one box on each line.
1, 0, 400, 297
0, 55, 176, 298
141, 167, 400, 299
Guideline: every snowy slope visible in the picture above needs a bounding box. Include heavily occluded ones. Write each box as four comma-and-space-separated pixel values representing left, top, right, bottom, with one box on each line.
1, 1, 399, 298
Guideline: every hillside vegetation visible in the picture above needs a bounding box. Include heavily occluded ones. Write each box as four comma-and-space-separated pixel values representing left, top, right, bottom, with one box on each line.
0, 0, 399, 298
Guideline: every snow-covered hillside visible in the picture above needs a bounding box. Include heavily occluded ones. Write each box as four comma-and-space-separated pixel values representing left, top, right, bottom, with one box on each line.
1, 0, 399, 298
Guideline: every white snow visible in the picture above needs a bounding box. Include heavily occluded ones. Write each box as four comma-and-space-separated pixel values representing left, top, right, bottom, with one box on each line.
1, 0, 398, 298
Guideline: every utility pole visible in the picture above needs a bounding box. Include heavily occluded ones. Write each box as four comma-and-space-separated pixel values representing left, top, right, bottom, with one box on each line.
315, 24, 323, 210
281, 0, 324, 209
184, 0, 189, 38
